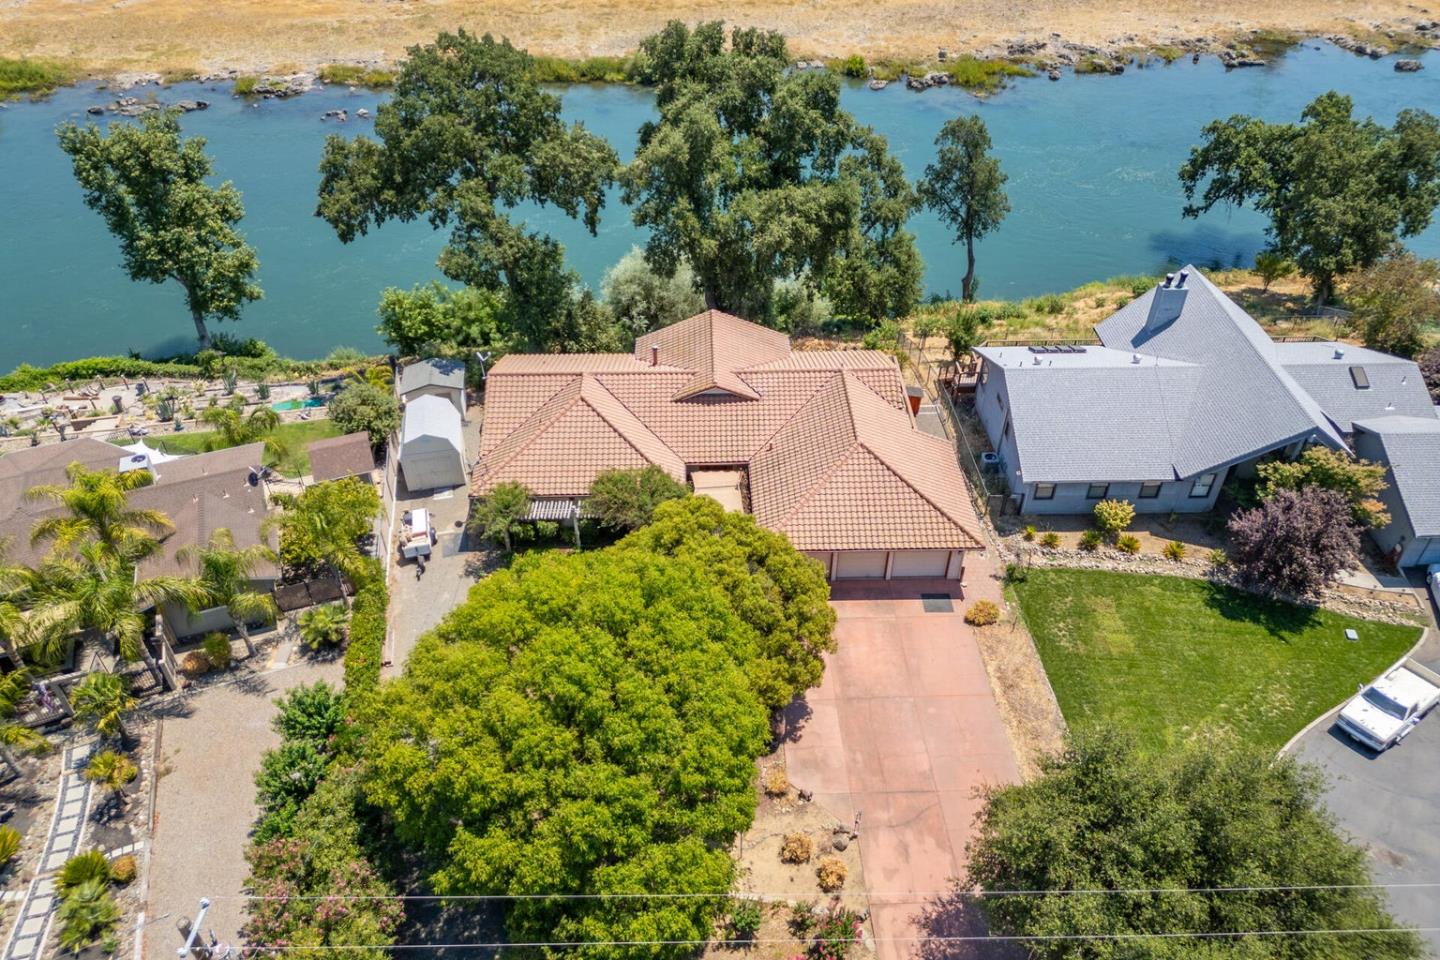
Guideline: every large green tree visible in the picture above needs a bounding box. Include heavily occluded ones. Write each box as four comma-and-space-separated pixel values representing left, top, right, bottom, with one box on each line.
57, 110, 261, 349
327, 382, 400, 450
616, 497, 835, 710
375, 281, 508, 358
918, 115, 1010, 303
363, 547, 771, 959
967, 727, 1422, 960
622, 21, 919, 321
1344, 250, 1440, 359
270, 477, 381, 594
1179, 92, 1440, 303
316, 31, 620, 351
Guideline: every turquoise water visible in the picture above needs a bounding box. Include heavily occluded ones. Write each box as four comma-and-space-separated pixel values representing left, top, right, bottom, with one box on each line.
271, 397, 327, 411
1, 41, 1437, 365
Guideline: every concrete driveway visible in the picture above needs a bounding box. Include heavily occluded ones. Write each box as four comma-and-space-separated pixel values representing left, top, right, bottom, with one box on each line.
783, 578, 1021, 960
1290, 638, 1440, 956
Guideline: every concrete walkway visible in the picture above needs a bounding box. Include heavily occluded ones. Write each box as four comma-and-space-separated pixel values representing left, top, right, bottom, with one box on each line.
1, 740, 98, 960
784, 577, 1021, 960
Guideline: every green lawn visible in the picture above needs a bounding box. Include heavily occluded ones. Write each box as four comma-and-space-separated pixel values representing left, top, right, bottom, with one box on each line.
1010, 569, 1422, 753
150, 419, 344, 478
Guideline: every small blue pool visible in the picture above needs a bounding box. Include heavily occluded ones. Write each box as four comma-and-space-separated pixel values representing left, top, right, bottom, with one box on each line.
271, 397, 327, 411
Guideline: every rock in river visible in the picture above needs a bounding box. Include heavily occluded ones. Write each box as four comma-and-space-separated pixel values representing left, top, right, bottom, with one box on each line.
1395, 59, 1424, 72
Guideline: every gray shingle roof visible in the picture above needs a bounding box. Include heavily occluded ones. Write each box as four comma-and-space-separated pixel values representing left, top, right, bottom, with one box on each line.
399, 359, 464, 395
1353, 416, 1440, 537
1276, 342, 1434, 433
974, 346, 1201, 483
1095, 266, 1345, 476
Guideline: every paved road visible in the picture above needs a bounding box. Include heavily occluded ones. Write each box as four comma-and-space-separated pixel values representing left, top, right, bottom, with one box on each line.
1291, 637, 1440, 956
784, 574, 1021, 960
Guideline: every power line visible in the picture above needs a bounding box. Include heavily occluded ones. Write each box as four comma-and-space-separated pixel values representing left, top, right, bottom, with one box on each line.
234, 926, 1440, 951
209, 879, 1440, 901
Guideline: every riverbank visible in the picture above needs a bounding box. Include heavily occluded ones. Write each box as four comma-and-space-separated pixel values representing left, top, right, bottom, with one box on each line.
1, 1, 1437, 93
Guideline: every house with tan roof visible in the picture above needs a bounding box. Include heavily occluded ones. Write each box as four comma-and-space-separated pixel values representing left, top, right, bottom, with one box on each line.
472, 311, 984, 580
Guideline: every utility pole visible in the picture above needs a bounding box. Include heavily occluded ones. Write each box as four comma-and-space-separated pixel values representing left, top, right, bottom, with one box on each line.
176, 898, 231, 960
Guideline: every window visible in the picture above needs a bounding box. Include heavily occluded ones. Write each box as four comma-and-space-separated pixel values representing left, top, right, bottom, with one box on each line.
1349, 365, 1370, 389
1189, 473, 1217, 498
1139, 481, 1163, 499
1086, 483, 1109, 500
1034, 483, 1056, 500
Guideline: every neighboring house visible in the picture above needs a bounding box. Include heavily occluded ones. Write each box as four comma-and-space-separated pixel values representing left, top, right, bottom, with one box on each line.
0, 439, 277, 640
973, 267, 1439, 563
1353, 417, 1440, 568
307, 431, 378, 484
399, 394, 466, 492
472, 310, 983, 580
398, 358, 466, 416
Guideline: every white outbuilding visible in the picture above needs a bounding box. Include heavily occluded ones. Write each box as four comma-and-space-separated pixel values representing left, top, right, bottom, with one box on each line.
398, 358, 466, 417
399, 394, 466, 492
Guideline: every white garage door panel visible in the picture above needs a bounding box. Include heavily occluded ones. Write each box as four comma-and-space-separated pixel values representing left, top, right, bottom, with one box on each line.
890, 550, 950, 578
803, 551, 833, 573
401, 452, 464, 491
1419, 539, 1440, 565
834, 551, 888, 579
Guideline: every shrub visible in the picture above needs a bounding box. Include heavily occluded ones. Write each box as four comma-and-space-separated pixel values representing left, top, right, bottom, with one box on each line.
234, 75, 259, 95
1024, 292, 1066, 314
317, 63, 396, 87
1078, 529, 1103, 552
344, 565, 387, 696
328, 381, 401, 449
84, 750, 138, 797
964, 600, 1001, 626
253, 741, 329, 841
181, 650, 210, 675
1163, 541, 1187, 562
838, 54, 867, 77
0, 825, 19, 866
298, 603, 349, 648
762, 766, 790, 798
109, 854, 137, 885
816, 856, 848, 892
1004, 562, 1029, 583
58, 850, 112, 894
202, 632, 233, 669
56, 879, 120, 953
1115, 534, 1141, 555
728, 898, 764, 939
1092, 499, 1135, 537
1226, 488, 1360, 597
1040, 531, 1061, 550
272, 682, 346, 746
601, 246, 705, 338
781, 833, 815, 864
812, 906, 864, 960
587, 466, 689, 532
1208, 548, 1230, 569
0, 57, 75, 99
1254, 250, 1296, 290
1021, 524, 1036, 542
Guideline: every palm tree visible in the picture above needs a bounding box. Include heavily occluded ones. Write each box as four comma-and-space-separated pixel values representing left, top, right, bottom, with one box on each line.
83, 750, 138, 805
69, 672, 137, 749
199, 402, 288, 464
26, 464, 171, 559
297, 603, 348, 649
30, 542, 206, 663
178, 528, 278, 657
0, 669, 49, 781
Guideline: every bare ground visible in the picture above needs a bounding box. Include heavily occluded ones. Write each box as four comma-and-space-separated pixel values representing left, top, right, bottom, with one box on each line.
0, 0, 1435, 80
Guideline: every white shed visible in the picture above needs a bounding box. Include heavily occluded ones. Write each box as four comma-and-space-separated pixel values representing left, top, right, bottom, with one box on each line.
399, 358, 466, 417
399, 394, 466, 491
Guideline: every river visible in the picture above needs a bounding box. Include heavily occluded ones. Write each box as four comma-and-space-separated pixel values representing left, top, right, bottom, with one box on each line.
1, 41, 1437, 365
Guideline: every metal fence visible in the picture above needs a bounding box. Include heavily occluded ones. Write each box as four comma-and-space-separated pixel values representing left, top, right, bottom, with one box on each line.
895, 332, 1003, 518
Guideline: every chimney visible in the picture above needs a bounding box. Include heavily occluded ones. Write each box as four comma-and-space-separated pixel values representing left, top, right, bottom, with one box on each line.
650, 344, 659, 367
1142, 272, 1189, 335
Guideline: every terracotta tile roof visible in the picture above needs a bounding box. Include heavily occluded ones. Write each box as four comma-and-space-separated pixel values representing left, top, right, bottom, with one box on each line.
473, 375, 685, 497
474, 311, 981, 553
749, 374, 983, 550
307, 431, 377, 483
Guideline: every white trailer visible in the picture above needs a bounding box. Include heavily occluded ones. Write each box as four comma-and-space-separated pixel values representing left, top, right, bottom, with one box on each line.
400, 508, 434, 560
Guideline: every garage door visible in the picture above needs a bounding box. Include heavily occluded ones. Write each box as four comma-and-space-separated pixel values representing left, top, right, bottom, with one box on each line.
890, 550, 951, 578
401, 452, 463, 492
803, 552, 833, 575
833, 551, 888, 579
1419, 539, 1440, 566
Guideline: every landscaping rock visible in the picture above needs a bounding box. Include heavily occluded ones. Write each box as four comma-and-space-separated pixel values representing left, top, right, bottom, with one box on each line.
1395, 58, 1424, 71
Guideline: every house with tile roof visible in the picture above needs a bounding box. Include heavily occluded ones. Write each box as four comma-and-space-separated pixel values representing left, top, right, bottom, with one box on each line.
973, 266, 1440, 566
473, 310, 984, 580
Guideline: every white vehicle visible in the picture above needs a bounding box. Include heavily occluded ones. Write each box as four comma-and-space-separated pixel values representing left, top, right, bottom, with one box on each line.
1428, 563, 1440, 613
399, 508, 434, 560
1336, 657, 1440, 752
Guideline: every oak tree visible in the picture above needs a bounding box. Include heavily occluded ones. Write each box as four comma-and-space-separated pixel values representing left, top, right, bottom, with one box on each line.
919, 115, 1010, 303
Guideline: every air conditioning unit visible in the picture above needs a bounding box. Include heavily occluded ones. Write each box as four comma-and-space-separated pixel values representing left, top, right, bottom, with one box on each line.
980, 452, 1002, 472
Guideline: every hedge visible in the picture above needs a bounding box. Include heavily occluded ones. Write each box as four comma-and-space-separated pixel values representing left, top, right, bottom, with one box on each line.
344, 562, 388, 696
0, 352, 377, 393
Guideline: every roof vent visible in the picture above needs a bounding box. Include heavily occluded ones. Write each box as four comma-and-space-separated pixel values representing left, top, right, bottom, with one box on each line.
1333, 347, 1345, 360
1132, 353, 1142, 364
1032, 354, 1043, 365
1176, 269, 1189, 287
1162, 273, 1174, 288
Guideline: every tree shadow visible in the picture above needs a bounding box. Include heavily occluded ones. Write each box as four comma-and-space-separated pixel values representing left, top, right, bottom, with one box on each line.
1201, 580, 1320, 641
911, 889, 1023, 960
778, 695, 814, 746
1145, 224, 1266, 273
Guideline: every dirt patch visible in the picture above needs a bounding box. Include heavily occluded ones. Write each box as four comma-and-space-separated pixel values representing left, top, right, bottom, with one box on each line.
708, 754, 874, 960
970, 617, 1066, 782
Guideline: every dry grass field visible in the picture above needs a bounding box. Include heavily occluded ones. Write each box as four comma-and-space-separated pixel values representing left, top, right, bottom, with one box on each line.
0, 0, 1429, 79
